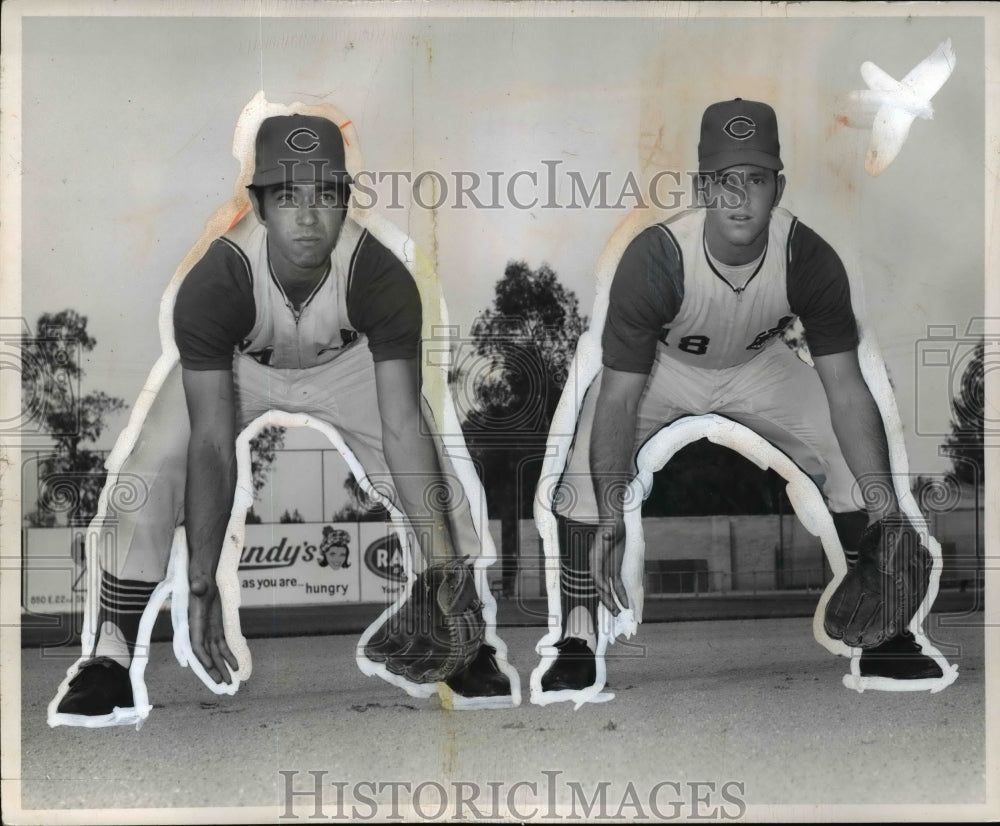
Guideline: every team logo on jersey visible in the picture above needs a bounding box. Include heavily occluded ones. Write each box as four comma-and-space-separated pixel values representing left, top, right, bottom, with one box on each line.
746, 315, 794, 350
241, 343, 274, 366
285, 127, 321, 153
723, 116, 756, 141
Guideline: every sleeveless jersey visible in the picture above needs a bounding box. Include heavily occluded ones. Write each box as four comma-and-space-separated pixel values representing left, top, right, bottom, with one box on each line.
219, 213, 365, 369
653, 207, 797, 369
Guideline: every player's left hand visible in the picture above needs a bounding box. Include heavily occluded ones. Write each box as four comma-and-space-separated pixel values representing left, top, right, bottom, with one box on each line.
591, 524, 629, 617
188, 573, 239, 685
824, 512, 932, 648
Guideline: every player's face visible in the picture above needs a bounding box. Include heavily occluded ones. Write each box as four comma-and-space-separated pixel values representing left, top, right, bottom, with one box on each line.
255, 183, 347, 274
703, 165, 785, 264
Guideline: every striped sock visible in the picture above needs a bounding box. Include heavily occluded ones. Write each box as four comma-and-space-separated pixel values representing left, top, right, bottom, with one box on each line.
94, 572, 157, 667
832, 511, 869, 570
558, 518, 599, 641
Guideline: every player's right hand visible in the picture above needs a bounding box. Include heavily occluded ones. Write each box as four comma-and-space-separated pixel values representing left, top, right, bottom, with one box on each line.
591, 523, 629, 618
188, 573, 239, 685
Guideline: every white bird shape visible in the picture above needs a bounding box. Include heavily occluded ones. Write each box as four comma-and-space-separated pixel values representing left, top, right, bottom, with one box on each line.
840, 38, 956, 176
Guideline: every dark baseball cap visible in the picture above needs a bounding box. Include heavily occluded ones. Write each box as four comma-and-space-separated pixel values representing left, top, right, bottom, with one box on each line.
251, 114, 352, 188
698, 99, 783, 173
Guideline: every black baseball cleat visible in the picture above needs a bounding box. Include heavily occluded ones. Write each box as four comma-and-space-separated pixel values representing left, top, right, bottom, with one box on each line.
56, 657, 134, 716
859, 632, 944, 680
541, 637, 597, 692
445, 644, 511, 698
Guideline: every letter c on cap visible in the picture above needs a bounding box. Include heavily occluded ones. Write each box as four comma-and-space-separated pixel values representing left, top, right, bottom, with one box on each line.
285, 127, 320, 153
723, 116, 756, 141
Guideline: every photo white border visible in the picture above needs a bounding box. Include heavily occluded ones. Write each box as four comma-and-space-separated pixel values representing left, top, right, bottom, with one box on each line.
1, 1, 996, 823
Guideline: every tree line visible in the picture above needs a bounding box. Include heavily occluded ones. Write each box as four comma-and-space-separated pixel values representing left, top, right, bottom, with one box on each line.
23, 266, 987, 595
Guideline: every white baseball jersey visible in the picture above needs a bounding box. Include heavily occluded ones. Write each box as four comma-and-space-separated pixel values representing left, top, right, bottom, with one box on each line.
602, 206, 858, 375
652, 207, 796, 369
221, 214, 364, 369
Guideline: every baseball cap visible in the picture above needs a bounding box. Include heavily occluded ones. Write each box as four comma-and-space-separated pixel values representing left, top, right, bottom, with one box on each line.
698, 99, 783, 173
251, 114, 351, 188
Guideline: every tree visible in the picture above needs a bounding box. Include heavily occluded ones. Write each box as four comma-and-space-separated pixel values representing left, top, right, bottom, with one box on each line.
461, 261, 587, 595
279, 508, 305, 524
330, 475, 390, 522
22, 310, 285, 526
943, 341, 984, 486
248, 424, 286, 508
22, 311, 127, 527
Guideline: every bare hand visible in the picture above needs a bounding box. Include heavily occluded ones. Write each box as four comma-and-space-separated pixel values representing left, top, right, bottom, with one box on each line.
188, 573, 239, 685
591, 523, 629, 617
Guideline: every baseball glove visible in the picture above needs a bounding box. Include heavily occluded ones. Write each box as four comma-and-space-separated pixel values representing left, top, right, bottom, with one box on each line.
823, 516, 932, 648
363, 557, 485, 684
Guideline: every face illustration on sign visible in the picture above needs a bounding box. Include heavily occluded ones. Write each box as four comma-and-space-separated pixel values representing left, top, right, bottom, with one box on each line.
318, 527, 351, 570
319, 545, 350, 570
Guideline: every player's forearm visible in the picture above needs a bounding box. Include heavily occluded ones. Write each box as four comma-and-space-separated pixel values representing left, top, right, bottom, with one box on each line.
827, 387, 896, 520
383, 425, 458, 562
590, 396, 640, 530
185, 437, 237, 579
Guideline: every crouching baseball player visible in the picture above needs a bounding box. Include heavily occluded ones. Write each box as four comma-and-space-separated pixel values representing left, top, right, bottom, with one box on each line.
534, 99, 955, 703
49, 103, 518, 728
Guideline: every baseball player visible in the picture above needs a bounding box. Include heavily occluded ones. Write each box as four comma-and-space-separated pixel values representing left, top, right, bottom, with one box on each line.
50, 109, 516, 726
538, 99, 943, 696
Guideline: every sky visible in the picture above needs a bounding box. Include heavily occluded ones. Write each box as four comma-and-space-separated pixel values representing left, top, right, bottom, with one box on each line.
13, 9, 988, 518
